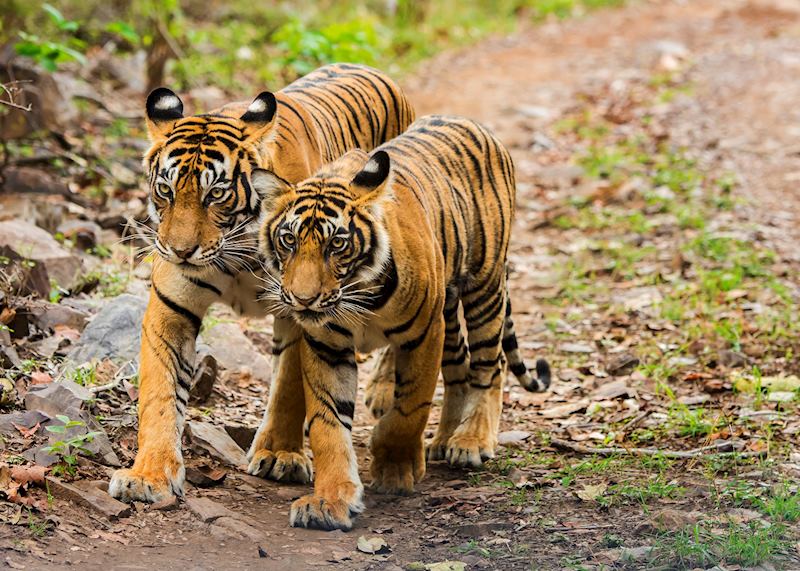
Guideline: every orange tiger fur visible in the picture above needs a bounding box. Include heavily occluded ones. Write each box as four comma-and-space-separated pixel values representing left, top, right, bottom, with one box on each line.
255, 115, 550, 530
109, 64, 414, 503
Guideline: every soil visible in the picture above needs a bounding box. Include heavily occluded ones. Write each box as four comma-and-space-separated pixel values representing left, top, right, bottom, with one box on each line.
2, 0, 800, 569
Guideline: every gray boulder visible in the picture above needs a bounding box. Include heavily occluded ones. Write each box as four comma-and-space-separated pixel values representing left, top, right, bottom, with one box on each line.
65, 294, 147, 366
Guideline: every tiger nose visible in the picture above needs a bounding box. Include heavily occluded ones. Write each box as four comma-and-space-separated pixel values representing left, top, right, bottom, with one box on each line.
173, 245, 198, 260
294, 293, 319, 307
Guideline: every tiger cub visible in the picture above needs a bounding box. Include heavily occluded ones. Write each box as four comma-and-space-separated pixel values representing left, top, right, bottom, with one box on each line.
255, 115, 550, 530
109, 64, 415, 504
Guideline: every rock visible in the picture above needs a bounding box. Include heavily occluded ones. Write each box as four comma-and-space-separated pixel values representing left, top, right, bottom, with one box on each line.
65, 294, 147, 366
212, 516, 264, 541
767, 391, 795, 403
540, 400, 589, 418
357, 535, 390, 554
532, 164, 584, 188
24, 380, 92, 417
185, 464, 227, 488
200, 323, 271, 382
24, 300, 89, 332
620, 546, 653, 563
224, 424, 256, 451
21, 445, 60, 467
606, 353, 640, 376
189, 353, 218, 404
152, 496, 179, 511
2, 167, 71, 197
47, 476, 131, 520
497, 430, 531, 447
0, 245, 51, 298
0, 331, 21, 369
558, 342, 595, 354
718, 350, 748, 368
514, 104, 553, 120
648, 509, 702, 532
591, 379, 637, 400
56, 219, 102, 251
456, 522, 513, 538
0, 410, 47, 436
185, 496, 235, 523
186, 421, 247, 467
0, 220, 83, 290
677, 394, 710, 406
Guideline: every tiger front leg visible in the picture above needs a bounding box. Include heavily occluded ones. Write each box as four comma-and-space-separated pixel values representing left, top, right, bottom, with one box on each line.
110, 267, 215, 502
289, 333, 363, 531
371, 311, 444, 494
247, 317, 312, 483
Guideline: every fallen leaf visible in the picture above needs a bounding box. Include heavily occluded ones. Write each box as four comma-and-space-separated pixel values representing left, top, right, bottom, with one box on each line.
29, 372, 52, 385
357, 535, 390, 555
10, 465, 47, 487
576, 483, 607, 502
425, 562, 467, 571
13, 423, 40, 439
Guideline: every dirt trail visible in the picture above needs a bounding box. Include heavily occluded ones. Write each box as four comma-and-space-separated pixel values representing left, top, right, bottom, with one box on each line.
4, 1, 800, 569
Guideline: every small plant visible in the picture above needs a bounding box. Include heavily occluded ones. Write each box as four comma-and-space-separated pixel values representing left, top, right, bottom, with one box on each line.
43, 415, 101, 477
69, 363, 97, 387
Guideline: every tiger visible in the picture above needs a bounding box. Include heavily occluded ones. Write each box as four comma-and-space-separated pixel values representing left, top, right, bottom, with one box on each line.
108, 64, 415, 504
255, 114, 551, 530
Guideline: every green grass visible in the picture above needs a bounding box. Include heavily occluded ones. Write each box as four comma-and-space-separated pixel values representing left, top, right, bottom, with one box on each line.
4, 0, 631, 91
653, 522, 792, 568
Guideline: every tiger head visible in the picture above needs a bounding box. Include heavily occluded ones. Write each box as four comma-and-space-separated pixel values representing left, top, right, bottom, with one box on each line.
143, 88, 278, 271
256, 150, 393, 326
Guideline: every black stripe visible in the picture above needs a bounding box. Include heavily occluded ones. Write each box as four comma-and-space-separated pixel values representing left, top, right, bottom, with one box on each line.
153, 286, 202, 332
510, 362, 528, 376
334, 399, 355, 420
187, 276, 222, 296
304, 334, 355, 368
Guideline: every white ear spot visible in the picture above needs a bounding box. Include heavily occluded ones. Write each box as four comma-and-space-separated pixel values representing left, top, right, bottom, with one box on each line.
155, 95, 181, 111
363, 159, 380, 174
248, 99, 267, 114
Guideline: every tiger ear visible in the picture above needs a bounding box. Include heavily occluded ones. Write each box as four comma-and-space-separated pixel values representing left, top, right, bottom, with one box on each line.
351, 150, 391, 203
251, 168, 291, 211
145, 87, 184, 142
241, 92, 277, 141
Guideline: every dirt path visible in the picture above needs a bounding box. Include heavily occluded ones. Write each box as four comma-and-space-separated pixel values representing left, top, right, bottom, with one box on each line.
4, 1, 800, 569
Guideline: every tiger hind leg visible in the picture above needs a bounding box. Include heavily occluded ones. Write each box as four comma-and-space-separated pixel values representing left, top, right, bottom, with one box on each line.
364, 346, 396, 419
427, 286, 470, 461
444, 276, 508, 468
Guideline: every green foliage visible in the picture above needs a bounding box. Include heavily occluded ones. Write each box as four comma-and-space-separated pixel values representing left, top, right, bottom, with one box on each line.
273, 18, 382, 77
654, 522, 791, 568
14, 4, 86, 72
43, 414, 101, 477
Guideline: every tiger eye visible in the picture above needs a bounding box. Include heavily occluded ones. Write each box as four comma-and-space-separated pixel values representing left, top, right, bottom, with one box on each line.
330, 237, 347, 251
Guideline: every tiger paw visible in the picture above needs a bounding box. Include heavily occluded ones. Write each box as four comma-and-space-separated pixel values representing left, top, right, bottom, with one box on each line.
370, 443, 425, 494
445, 435, 495, 468
109, 467, 184, 503
364, 379, 394, 419
289, 491, 363, 531
247, 449, 313, 484
425, 432, 452, 462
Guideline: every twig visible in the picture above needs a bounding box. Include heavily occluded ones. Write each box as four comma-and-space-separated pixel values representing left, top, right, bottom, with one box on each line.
0, 81, 33, 112
550, 438, 766, 459
0, 98, 32, 112
88, 361, 135, 394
